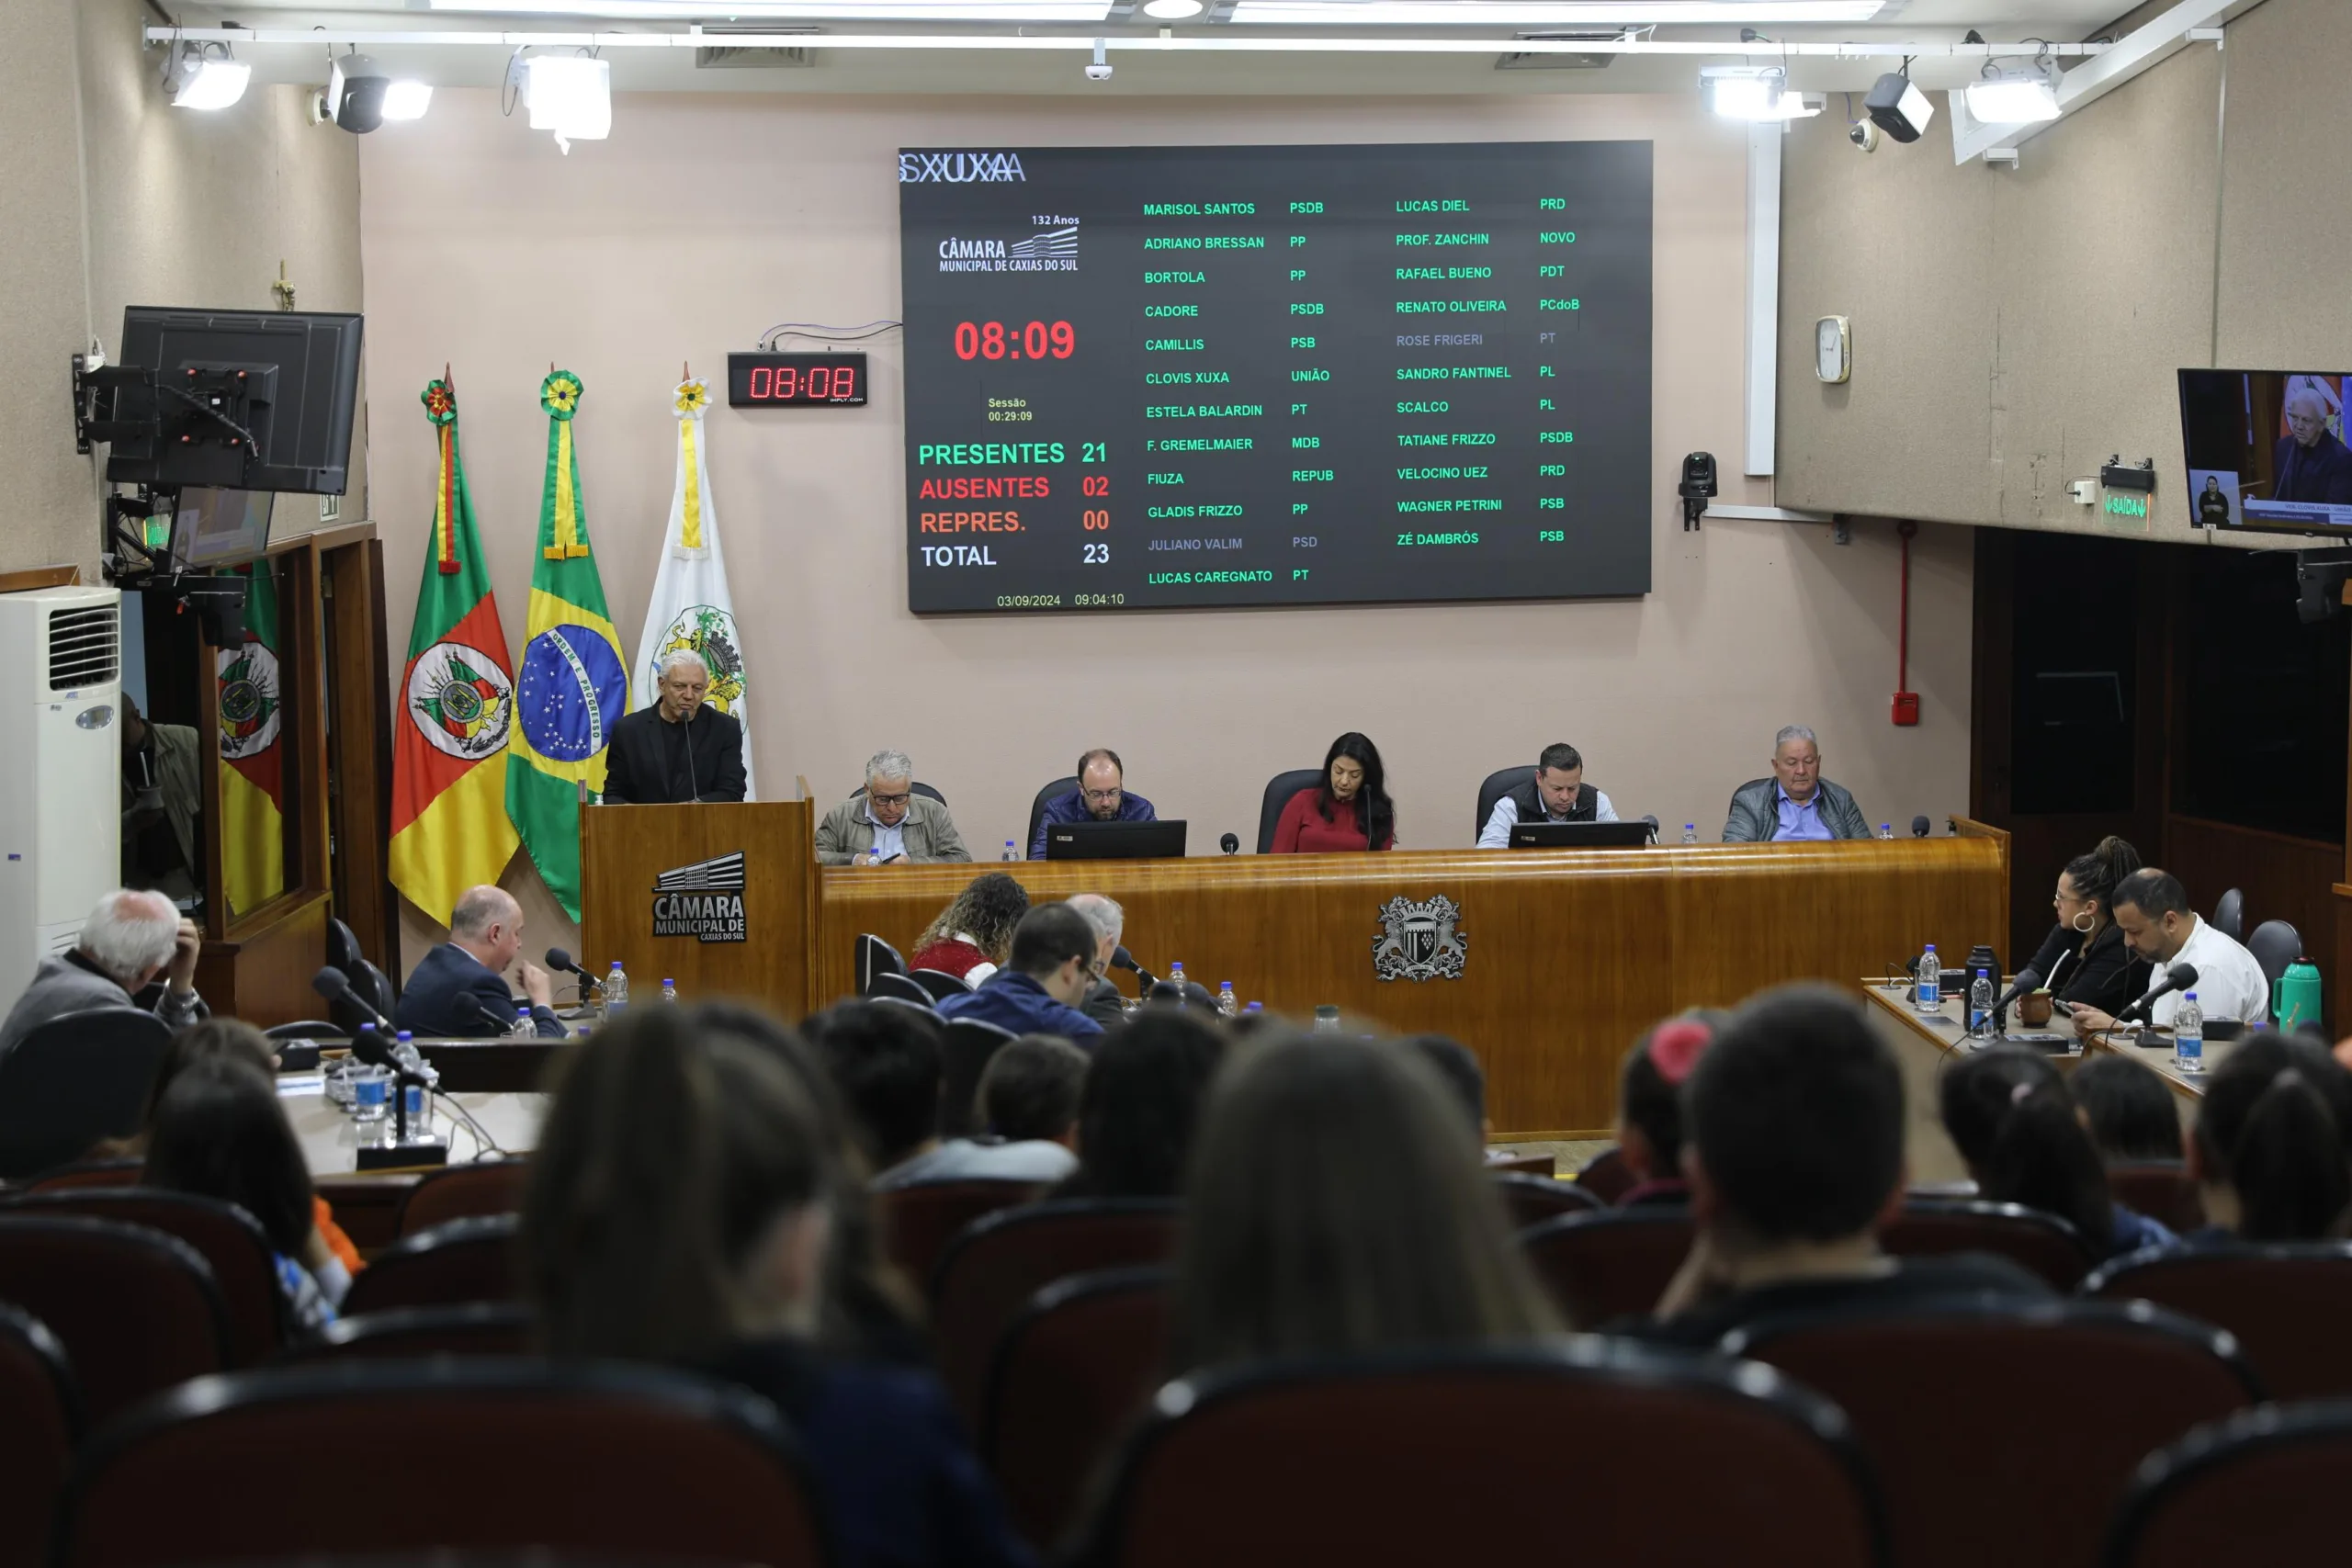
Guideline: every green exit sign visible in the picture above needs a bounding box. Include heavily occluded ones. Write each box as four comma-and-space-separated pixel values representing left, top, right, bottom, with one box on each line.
2105, 493, 2149, 518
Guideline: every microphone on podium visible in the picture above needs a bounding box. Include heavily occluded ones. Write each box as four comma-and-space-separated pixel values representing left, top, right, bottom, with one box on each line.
1640, 814, 1660, 844
1112, 946, 1159, 987
1992, 966, 2043, 1014
312, 965, 390, 1033
1911, 815, 1931, 838
1219, 832, 1239, 855
2117, 964, 2199, 1027
546, 947, 601, 992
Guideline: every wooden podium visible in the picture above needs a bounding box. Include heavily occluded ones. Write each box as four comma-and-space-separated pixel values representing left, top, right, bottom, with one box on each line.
578, 801, 818, 1021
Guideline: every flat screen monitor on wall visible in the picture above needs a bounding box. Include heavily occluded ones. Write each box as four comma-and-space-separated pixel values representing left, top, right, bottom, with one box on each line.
2178, 368, 2352, 535
104, 308, 365, 494
173, 488, 275, 570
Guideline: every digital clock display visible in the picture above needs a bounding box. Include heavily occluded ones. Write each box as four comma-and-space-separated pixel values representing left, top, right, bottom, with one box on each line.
726, 352, 869, 408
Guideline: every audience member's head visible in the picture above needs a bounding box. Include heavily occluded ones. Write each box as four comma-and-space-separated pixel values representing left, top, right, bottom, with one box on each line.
1006, 903, 1102, 1008
140, 1018, 276, 1133
1617, 1012, 1724, 1188
2190, 1033, 2352, 1241
1176, 1032, 1555, 1370
76, 888, 180, 990
804, 1000, 944, 1168
1937, 1047, 2112, 1254
142, 1059, 315, 1258
916, 872, 1030, 965
2071, 1055, 2184, 1162
524, 1007, 837, 1361
1063, 1009, 1226, 1199
1065, 893, 1124, 974
1686, 985, 1904, 1247
981, 1035, 1089, 1145
1402, 1034, 1486, 1145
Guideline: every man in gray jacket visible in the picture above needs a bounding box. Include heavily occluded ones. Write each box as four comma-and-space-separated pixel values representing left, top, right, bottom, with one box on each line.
1722, 726, 1871, 842
0, 889, 205, 1065
814, 750, 975, 866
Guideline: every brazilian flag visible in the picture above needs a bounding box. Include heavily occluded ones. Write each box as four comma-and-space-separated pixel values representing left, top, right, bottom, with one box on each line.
506, 369, 628, 919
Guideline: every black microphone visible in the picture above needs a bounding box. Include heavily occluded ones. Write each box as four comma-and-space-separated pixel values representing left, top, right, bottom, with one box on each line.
1911, 815, 1930, 839
466, 992, 526, 1035
1640, 814, 1660, 844
1993, 966, 2043, 1013
1220, 832, 1239, 855
2117, 963, 2199, 1026
1111, 946, 1159, 987
312, 966, 390, 1032
546, 947, 601, 991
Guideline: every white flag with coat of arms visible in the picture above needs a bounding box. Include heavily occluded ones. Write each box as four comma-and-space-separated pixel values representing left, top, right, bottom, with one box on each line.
631, 376, 755, 798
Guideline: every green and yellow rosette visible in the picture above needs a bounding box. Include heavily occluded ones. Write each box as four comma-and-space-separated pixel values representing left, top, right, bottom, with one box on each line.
423, 378, 460, 573
539, 370, 589, 560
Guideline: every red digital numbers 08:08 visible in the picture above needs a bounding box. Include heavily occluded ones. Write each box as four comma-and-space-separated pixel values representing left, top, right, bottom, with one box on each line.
954, 321, 1076, 362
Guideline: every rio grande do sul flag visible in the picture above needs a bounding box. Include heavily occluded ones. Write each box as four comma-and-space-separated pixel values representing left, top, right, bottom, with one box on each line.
507, 368, 628, 920
217, 563, 284, 919
630, 377, 754, 798
390, 377, 520, 924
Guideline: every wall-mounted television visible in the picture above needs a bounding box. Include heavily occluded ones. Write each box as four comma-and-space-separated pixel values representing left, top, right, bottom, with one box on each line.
2178, 368, 2352, 535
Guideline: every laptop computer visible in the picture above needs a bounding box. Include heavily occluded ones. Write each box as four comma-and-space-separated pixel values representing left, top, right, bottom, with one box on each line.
1044, 819, 1189, 860
1507, 820, 1652, 849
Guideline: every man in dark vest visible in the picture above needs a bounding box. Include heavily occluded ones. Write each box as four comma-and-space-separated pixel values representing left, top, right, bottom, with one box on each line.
1477, 741, 1620, 847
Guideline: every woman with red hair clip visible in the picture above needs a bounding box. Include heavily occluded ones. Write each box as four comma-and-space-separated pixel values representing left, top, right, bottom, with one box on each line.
1612, 1012, 1727, 1208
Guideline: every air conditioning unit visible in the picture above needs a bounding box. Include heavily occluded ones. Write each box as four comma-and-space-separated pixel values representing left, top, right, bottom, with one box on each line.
0, 586, 123, 1015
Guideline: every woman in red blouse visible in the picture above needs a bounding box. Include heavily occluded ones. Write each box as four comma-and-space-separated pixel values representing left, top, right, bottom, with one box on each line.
908, 871, 1030, 982
1271, 732, 1397, 853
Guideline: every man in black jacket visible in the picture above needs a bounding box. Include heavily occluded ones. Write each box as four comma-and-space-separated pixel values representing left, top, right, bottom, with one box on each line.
602, 649, 747, 805
395, 885, 566, 1038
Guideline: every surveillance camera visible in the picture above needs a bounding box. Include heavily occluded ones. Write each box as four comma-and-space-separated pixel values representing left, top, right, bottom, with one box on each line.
1849, 119, 1879, 152
1085, 62, 1114, 81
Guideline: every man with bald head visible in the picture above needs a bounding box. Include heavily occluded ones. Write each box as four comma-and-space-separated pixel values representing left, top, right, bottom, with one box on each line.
395, 885, 565, 1038
2273, 386, 2352, 506
0, 888, 205, 1066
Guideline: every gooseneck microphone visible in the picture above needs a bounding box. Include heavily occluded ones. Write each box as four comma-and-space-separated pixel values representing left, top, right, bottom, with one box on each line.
1112, 945, 1159, 987
1992, 966, 2044, 1014
1640, 814, 1660, 844
312, 966, 390, 1033
1911, 815, 1931, 839
2117, 963, 2199, 1026
1220, 832, 1240, 856
546, 947, 601, 992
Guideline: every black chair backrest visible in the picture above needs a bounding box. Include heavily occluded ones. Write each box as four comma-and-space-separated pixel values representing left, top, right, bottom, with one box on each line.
1255, 768, 1327, 854
1493, 1172, 1602, 1229
2246, 919, 2301, 987
342, 1213, 520, 1316
351, 958, 397, 1018
0, 1009, 170, 1179
1475, 765, 1538, 839
326, 916, 363, 979
2105, 1402, 2352, 1568
1882, 1199, 2095, 1290
1516, 1207, 1692, 1329
22, 1159, 143, 1193
2209, 888, 2245, 942
396, 1158, 530, 1237
56, 1359, 828, 1568
0, 1303, 79, 1568
940, 1016, 1018, 1139
855, 932, 908, 995
279, 1303, 534, 1363
872, 971, 939, 1010
1028, 775, 1080, 860
0, 1215, 228, 1427
1073, 1342, 1886, 1568
909, 967, 976, 1001
2107, 1162, 2205, 1235
873, 1178, 1050, 1292
1723, 1300, 2257, 1568
854, 781, 948, 807
2, 1190, 283, 1367
1573, 1145, 1637, 1203
2083, 1241, 2352, 1401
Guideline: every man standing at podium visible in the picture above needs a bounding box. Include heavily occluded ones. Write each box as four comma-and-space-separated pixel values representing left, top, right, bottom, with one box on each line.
601, 649, 746, 805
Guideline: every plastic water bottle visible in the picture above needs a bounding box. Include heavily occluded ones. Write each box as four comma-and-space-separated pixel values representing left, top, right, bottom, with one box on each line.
1245, 1001, 1263, 1015
1217, 981, 1238, 1018
1313, 1005, 1340, 1034
1880, 823, 1895, 840
605, 961, 628, 1016
2175, 992, 2204, 1074
1969, 975, 1995, 1037
1681, 824, 1698, 844
1168, 962, 1186, 998
1915, 943, 1941, 1012
661, 977, 679, 1005
510, 1005, 535, 1038
1003, 840, 1019, 862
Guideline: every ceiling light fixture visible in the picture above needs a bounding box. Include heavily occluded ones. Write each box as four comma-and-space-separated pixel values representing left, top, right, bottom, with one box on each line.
1700, 65, 1819, 121
1142, 0, 1208, 17
380, 81, 435, 122
430, 0, 1116, 17
1228, 2, 1884, 22
164, 42, 252, 110
1964, 62, 2061, 124
526, 54, 612, 152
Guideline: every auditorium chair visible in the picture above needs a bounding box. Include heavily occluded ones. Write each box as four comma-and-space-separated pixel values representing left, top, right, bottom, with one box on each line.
855, 932, 908, 995
0, 1010, 170, 1179
3, 1190, 283, 1366
909, 967, 976, 1002
0, 1215, 227, 1426
326, 915, 365, 981
872, 971, 937, 1010
1723, 1300, 2256, 1568
941, 1016, 1018, 1137
874, 1178, 1049, 1288
1517, 1208, 1690, 1328
1881, 1199, 2095, 1289
280, 1303, 534, 1363
341, 1213, 519, 1316
1027, 775, 1080, 858
933, 1197, 1182, 1430
980, 1265, 1171, 1551
1474, 765, 1538, 839
1572, 1145, 1637, 1203
2105, 1162, 2205, 1235
21, 1158, 142, 1192
56, 1360, 827, 1568
1254, 768, 1326, 853
2083, 1242, 2352, 1400
2209, 888, 2245, 942
2246, 919, 2302, 987
396, 1157, 530, 1237
1493, 1171, 1601, 1229
0, 1304, 79, 1568
2104, 1403, 2352, 1568
1070, 1342, 1885, 1568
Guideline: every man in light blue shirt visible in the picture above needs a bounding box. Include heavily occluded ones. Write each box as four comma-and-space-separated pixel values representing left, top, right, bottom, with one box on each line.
1722, 725, 1871, 842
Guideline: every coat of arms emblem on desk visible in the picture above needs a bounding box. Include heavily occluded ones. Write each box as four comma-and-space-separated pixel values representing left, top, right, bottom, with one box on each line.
1373, 895, 1468, 982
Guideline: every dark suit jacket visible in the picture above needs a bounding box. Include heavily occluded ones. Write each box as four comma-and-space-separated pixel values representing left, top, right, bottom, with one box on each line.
601, 705, 747, 805
393, 943, 564, 1038
2273, 431, 2352, 505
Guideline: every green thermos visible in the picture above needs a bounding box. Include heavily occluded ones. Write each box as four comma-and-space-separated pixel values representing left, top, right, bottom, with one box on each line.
2273, 956, 2323, 1032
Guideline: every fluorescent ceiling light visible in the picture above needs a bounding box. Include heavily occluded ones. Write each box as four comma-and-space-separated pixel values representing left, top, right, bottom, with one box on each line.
167, 50, 252, 110
1143, 0, 1207, 16
1701, 65, 1817, 120
527, 55, 611, 146
380, 81, 435, 121
1230, 2, 1885, 22
430, 0, 1115, 17
1964, 66, 2061, 124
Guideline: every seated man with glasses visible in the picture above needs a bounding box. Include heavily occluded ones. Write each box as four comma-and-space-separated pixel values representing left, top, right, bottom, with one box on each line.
815, 750, 974, 866
1029, 747, 1159, 860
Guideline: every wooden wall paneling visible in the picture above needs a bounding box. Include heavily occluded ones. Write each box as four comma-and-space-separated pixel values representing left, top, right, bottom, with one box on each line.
192, 890, 329, 1026
2165, 814, 2338, 1004
0, 567, 80, 594
322, 537, 400, 976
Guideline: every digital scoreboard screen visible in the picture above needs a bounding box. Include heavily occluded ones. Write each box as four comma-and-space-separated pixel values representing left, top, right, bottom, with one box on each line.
897, 141, 1653, 615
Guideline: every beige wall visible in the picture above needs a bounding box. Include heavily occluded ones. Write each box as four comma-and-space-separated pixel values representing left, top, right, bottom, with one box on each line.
1778, 0, 2352, 542
361, 88, 1975, 971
